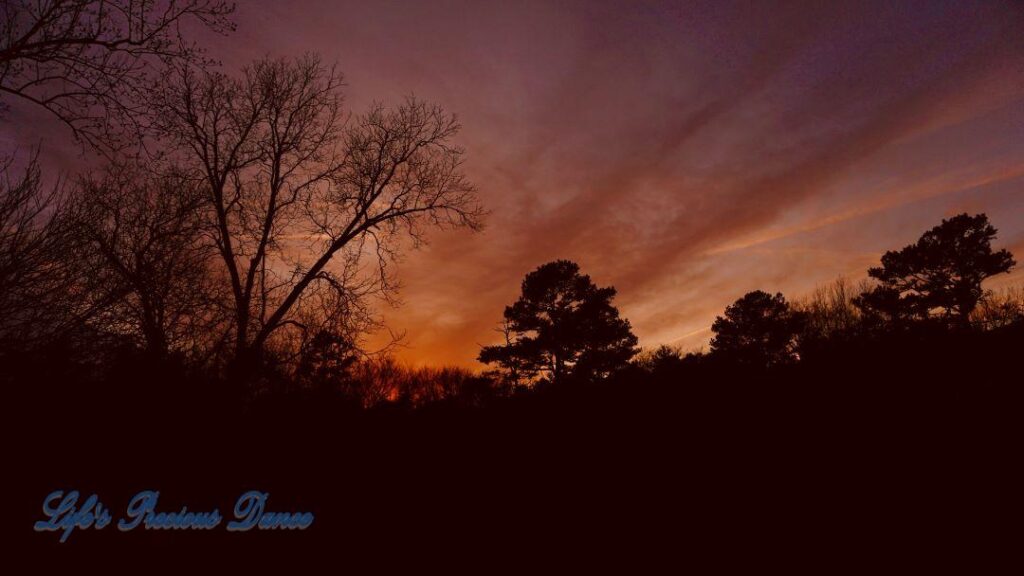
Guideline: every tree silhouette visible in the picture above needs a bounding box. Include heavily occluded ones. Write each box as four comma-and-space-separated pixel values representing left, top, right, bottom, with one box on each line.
0, 0, 235, 150
295, 328, 359, 398
479, 260, 638, 385
972, 286, 1024, 329
710, 290, 805, 368
853, 213, 1015, 327
0, 151, 82, 347
69, 161, 225, 359
152, 55, 483, 380
634, 345, 686, 375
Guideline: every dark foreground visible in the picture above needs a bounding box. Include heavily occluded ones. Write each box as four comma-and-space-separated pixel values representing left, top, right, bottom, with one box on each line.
4, 324, 1020, 569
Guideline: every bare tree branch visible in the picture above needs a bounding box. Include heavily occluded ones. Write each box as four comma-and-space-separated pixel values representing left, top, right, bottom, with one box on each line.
0, 0, 235, 151
152, 55, 484, 376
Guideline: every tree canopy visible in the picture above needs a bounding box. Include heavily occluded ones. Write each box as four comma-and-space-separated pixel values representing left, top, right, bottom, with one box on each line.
479, 260, 638, 385
854, 213, 1015, 326
710, 290, 805, 368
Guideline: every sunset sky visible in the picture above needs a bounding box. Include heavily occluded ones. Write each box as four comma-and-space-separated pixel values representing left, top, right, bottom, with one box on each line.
5, 0, 1024, 367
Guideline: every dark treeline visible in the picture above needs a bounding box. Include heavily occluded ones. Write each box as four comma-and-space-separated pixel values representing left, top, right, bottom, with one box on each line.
3, 2, 1021, 566
6, 204, 1022, 564
5, 202, 1020, 413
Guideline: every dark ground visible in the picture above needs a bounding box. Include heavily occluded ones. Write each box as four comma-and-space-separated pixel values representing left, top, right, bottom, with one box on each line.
4, 324, 1020, 570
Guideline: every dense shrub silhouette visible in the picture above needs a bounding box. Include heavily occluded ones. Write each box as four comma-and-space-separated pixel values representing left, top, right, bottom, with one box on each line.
633, 344, 688, 374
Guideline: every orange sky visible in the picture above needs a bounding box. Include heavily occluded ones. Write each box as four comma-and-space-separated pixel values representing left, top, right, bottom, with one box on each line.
5, 0, 1024, 367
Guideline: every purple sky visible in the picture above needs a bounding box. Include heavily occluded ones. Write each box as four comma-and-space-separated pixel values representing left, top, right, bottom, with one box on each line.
6, 0, 1024, 366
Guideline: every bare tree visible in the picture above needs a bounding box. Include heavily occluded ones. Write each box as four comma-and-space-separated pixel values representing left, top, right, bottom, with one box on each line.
69, 161, 228, 358
344, 357, 486, 408
0, 0, 234, 149
971, 284, 1024, 329
0, 151, 99, 348
152, 55, 483, 379
1, 152, 59, 342
794, 277, 869, 340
